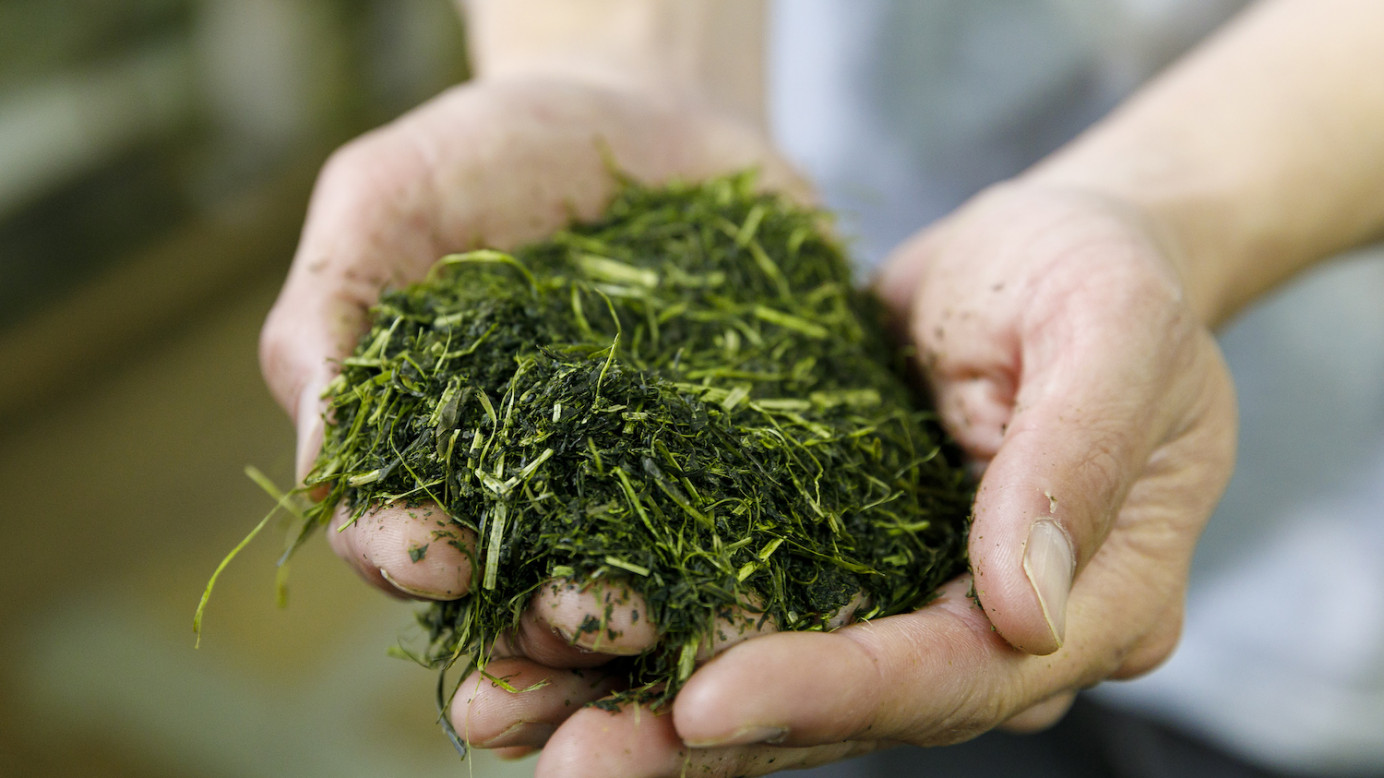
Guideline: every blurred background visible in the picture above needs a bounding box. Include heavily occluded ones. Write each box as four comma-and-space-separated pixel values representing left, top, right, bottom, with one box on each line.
6, 3, 1383, 778
0, 1, 533, 775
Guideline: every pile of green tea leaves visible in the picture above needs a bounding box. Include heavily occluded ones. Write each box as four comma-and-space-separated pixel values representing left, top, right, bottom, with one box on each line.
298, 172, 971, 712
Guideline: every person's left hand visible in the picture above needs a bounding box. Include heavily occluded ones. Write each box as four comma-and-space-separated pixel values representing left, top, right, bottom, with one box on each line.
256, 72, 824, 769
459, 180, 1237, 777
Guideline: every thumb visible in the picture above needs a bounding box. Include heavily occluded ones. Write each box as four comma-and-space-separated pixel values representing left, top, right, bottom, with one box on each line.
966, 320, 1175, 655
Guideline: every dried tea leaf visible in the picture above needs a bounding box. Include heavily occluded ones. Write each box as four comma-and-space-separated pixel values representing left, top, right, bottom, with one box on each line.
224, 171, 974, 745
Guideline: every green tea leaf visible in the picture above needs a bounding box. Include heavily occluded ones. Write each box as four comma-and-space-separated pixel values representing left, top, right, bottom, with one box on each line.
272, 171, 974, 713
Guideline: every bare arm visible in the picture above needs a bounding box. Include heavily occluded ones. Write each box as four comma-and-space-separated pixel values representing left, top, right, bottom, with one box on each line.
1030, 0, 1384, 325
461, 0, 768, 129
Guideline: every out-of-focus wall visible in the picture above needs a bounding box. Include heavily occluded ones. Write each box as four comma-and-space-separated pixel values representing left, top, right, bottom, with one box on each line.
0, 0, 467, 328
0, 2, 535, 776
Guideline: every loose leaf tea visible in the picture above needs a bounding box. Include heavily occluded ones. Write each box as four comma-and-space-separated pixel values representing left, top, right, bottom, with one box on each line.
216, 171, 973, 749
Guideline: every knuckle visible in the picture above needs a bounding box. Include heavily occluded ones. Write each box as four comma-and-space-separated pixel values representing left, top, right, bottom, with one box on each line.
1112, 603, 1185, 679
317, 136, 388, 195
920, 690, 1012, 746
1000, 691, 1076, 733
1073, 421, 1130, 511
314, 132, 427, 226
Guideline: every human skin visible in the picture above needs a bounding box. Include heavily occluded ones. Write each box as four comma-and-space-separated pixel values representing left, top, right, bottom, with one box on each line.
258, 0, 1384, 775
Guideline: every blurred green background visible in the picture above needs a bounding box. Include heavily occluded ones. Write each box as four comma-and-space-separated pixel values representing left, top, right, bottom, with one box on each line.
0, 2, 533, 775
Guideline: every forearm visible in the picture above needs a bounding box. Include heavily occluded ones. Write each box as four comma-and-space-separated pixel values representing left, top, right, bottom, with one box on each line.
459, 0, 767, 129
1028, 0, 1384, 326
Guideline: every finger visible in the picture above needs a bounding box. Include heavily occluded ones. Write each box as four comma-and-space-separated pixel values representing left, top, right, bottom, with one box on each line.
968, 330, 1195, 655
260, 128, 449, 482
491, 746, 537, 760
869, 227, 946, 329
878, 238, 1020, 463
535, 699, 684, 778
1109, 598, 1185, 680
526, 579, 661, 657
326, 501, 475, 600
689, 589, 809, 663
490, 583, 647, 670
694, 592, 859, 663
957, 258, 1207, 655
674, 557, 1176, 752
695, 596, 779, 661
450, 657, 621, 749
674, 577, 1081, 750
999, 691, 1076, 733
509, 582, 788, 666
535, 699, 879, 778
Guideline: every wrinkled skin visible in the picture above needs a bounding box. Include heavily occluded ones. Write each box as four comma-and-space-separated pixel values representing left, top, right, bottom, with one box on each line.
260, 76, 1236, 777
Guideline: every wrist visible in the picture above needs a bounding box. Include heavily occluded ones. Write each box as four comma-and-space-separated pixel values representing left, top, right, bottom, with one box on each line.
1022, 145, 1247, 328
1022, 0, 1384, 328
462, 0, 766, 130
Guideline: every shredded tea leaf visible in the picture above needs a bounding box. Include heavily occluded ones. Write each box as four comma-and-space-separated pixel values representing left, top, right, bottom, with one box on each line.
302, 172, 972, 712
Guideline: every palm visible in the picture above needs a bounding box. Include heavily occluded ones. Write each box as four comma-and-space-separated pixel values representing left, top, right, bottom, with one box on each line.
528, 185, 1237, 776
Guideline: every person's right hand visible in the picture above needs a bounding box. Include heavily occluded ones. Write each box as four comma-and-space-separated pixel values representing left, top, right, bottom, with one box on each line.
257, 72, 809, 752
455, 180, 1241, 778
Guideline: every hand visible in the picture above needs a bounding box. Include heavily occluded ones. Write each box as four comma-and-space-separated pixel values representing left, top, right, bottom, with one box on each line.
260, 73, 807, 596
475, 181, 1235, 777
256, 72, 813, 757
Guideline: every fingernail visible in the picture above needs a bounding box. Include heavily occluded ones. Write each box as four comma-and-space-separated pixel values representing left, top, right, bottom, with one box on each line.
1023, 519, 1075, 647
295, 385, 325, 483
474, 720, 556, 748
685, 725, 788, 748
379, 567, 450, 601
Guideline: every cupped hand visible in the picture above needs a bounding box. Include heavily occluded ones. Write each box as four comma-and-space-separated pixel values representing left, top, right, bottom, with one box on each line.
260, 73, 808, 597
256, 72, 813, 759
481, 182, 1236, 777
